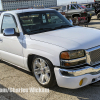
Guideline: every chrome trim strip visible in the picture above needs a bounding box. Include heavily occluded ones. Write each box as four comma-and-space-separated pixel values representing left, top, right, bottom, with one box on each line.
86, 46, 100, 52
59, 65, 100, 77
61, 63, 86, 68
85, 46, 100, 66
61, 57, 86, 63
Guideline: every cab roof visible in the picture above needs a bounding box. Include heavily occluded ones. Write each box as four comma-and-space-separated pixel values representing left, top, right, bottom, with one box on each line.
2, 9, 55, 14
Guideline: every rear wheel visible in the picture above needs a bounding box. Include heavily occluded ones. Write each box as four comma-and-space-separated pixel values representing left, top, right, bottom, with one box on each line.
32, 56, 56, 88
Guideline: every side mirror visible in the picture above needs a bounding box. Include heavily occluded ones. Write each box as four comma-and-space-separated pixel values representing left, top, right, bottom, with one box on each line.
3, 28, 19, 36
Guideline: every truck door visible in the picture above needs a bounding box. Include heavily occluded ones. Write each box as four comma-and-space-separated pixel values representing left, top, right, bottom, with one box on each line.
0, 14, 24, 67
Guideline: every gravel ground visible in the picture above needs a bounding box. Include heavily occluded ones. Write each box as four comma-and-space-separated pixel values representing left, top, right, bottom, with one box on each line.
0, 16, 100, 100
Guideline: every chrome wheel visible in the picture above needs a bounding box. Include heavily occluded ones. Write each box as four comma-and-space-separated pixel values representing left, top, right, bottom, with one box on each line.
33, 58, 51, 85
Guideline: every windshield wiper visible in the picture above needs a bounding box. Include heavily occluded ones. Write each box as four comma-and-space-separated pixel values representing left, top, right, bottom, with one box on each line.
54, 25, 73, 30
29, 28, 53, 33
27, 28, 53, 35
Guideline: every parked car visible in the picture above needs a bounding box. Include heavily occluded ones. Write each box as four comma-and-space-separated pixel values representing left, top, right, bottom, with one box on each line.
54, 4, 95, 23
81, 2, 100, 19
94, 2, 100, 19
1, 9, 100, 89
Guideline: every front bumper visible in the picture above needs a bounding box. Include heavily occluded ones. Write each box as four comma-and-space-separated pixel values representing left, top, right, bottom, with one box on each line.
54, 65, 100, 89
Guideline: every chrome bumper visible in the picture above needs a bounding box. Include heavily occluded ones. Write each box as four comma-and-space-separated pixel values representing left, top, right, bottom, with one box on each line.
59, 65, 100, 77
54, 66, 100, 89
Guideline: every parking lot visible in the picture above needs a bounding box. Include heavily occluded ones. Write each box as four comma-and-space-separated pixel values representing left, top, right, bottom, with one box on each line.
0, 15, 100, 100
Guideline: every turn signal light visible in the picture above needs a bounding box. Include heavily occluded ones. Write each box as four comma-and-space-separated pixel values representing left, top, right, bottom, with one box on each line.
64, 63, 70, 66
79, 79, 83, 86
60, 52, 70, 59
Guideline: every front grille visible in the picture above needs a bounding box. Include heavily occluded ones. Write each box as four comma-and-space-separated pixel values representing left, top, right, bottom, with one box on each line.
89, 48, 100, 66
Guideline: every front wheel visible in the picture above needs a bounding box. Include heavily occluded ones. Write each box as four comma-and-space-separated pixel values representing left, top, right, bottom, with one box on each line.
97, 12, 100, 20
32, 56, 56, 88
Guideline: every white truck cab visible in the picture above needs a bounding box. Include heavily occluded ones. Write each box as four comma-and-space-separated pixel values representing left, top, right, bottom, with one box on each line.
0, 9, 100, 89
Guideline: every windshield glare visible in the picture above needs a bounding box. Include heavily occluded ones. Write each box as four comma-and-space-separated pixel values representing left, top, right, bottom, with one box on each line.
18, 10, 72, 34
78, 4, 86, 9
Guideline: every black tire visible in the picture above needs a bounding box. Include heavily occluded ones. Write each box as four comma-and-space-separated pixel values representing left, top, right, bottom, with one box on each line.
73, 16, 79, 25
87, 17, 91, 23
31, 56, 56, 88
97, 12, 100, 20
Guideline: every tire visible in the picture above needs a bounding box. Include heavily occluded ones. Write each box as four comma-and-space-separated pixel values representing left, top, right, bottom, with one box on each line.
87, 17, 91, 23
73, 16, 79, 25
97, 13, 100, 20
31, 56, 56, 88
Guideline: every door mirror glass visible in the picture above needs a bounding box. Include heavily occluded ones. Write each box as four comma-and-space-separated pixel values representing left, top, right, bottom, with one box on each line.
3, 28, 19, 36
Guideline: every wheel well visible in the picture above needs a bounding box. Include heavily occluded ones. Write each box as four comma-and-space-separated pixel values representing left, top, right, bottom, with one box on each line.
28, 54, 35, 71
72, 14, 80, 18
27, 54, 54, 72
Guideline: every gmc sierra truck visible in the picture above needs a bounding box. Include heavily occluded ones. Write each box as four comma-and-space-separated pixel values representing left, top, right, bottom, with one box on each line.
0, 9, 100, 89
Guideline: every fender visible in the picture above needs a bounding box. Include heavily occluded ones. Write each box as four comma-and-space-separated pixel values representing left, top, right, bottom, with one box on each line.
23, 48, 64, 71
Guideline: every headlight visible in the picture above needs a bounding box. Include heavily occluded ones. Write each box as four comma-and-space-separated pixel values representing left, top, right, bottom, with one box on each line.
60, 50, 86, 67
60, 50, 85, 60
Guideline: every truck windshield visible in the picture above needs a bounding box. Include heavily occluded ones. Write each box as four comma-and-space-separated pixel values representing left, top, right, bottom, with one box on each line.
18, 10, 73, 34
78, 4, 86, 9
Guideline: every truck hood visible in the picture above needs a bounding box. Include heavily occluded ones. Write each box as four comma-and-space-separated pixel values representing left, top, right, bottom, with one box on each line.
30, 26, 100, 50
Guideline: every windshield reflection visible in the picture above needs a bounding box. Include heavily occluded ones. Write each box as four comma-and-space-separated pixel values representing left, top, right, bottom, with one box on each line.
18, 10, 73, 34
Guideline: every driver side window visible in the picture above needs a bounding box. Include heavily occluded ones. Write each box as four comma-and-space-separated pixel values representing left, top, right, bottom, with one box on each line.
69, 5, 76, 10
1, 15, 17, 33
71, 5, 76, 9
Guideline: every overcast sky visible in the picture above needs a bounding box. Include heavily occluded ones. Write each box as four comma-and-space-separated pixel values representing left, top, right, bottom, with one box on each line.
0, 0, 94, 10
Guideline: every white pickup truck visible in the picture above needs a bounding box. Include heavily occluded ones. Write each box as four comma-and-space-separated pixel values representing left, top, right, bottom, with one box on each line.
1, 9, 100, 89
